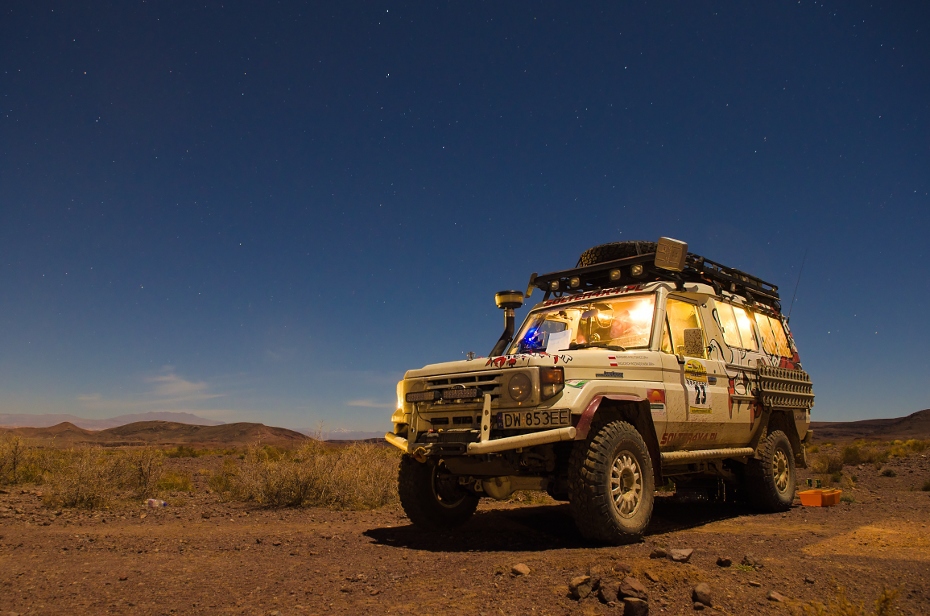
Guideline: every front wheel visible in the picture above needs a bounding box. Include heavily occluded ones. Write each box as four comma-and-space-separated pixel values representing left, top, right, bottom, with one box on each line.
745, 429, 796, 511
568, 420, 655, 544
398, 455, 479, 530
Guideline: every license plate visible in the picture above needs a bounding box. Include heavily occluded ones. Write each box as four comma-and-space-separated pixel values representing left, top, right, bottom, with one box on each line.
496, 409, 570, 430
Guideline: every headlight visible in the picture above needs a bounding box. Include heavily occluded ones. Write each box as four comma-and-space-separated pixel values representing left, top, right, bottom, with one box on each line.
508, 373, 531, 402
540, 367, 564, 400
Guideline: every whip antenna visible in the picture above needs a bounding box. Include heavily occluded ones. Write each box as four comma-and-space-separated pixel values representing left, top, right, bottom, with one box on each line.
787, 248, 808, 319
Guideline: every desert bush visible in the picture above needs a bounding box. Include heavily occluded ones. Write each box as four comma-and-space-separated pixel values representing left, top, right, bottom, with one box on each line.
165, 445, 202, 458
812, 452, 843, 475
43, 447, 124, 509
789, 585, 898, 616
921, 478, 930, 492
157, 471, 193, 492
841, 445, 862, 466
125, 447, 164, 496
879, 467, 896, 478
214, 440, 401, 510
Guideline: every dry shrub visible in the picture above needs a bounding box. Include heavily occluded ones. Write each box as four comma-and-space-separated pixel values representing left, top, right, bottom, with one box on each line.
921, 478, 930, 492
157, 471, 193, 492
790, 585, 899, 616
812, 452, 843, 475
215, 441, 400, 510
0, 435, 30, 484
125, 447, 164, 497
43, 447, 124, 509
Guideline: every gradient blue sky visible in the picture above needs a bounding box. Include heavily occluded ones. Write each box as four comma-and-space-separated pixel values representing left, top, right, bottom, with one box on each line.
1, 2, 928, 431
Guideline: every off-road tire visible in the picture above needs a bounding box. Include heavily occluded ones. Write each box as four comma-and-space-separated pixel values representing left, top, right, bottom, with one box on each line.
745, 430, 796, 511
568, 420, 655, 544
397, 455, 479, 530
577, 241, 658, 267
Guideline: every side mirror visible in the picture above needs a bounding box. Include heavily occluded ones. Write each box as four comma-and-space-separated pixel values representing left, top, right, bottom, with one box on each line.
655, 237, 688, 272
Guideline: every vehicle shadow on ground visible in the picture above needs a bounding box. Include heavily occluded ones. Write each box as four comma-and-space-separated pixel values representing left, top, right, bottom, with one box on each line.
364, 497, 755, 553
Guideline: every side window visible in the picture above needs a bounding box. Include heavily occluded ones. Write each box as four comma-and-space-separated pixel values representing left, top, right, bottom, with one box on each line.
754, 312, 791, 357
716, 302, 742, 348
665, 299, 704, 358
716, 302, 759, 351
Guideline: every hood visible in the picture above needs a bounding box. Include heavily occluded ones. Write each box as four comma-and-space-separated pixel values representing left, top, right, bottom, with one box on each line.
404, 352, 575, 379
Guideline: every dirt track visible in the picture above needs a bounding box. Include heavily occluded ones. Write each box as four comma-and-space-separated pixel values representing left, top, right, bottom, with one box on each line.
2, 453, 929, 615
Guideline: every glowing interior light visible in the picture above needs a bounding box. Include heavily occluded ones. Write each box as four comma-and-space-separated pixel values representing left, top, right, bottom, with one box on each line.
629, 299, 655, 325
609, 269, 622, 281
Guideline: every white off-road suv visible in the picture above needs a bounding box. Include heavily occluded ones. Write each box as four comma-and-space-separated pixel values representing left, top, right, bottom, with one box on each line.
386, 238, 814, 544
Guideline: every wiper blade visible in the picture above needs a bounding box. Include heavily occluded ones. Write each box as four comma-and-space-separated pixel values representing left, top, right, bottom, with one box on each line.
569, 342, 627, 351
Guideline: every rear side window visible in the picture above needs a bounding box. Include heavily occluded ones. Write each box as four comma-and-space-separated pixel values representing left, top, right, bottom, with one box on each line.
754, 312, 791, 357
716, 302, 759, 350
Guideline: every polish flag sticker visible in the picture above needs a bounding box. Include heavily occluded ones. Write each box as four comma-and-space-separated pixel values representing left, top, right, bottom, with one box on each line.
607, 356, 618, 367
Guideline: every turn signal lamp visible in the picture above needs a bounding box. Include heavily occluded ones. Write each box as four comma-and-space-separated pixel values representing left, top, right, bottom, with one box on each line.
540, 367, 565, 400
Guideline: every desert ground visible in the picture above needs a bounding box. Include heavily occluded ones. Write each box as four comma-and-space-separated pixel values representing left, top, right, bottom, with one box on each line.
2, 417, 929, 615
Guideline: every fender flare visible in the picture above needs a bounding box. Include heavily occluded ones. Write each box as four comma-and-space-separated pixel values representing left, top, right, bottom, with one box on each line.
575, 394, 663, 483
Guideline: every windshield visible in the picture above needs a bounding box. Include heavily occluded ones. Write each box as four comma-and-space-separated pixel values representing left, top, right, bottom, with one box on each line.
508, 294, 656, 354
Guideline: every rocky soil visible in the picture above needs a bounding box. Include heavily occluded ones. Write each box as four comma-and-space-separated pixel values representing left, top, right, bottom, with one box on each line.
2, 452, 929, 615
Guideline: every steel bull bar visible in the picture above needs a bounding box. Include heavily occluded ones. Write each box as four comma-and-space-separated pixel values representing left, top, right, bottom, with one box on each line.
385, 393, 576, 456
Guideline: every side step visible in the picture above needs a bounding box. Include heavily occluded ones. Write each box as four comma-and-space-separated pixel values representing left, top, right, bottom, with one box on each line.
660, 447, 754, 464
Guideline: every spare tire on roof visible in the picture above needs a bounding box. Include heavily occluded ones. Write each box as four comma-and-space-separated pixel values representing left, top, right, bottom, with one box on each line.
576, 241, 658, 267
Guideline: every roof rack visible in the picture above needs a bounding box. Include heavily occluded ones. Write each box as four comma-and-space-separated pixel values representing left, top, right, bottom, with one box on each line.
528, 250, 782, 310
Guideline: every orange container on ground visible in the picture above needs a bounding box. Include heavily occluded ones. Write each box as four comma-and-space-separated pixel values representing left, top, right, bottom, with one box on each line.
798, 488, 842, 507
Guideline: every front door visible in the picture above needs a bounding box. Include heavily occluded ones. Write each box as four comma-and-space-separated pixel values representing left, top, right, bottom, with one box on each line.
658, 298, 729, 451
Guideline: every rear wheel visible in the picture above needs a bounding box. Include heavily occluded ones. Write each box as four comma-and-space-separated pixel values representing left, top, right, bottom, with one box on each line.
398, 455, 478, 530
568, 420, 655, 544
745, 430, 796, 511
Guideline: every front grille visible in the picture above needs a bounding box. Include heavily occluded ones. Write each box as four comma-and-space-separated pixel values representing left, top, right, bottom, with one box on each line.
422, 371, 503, 407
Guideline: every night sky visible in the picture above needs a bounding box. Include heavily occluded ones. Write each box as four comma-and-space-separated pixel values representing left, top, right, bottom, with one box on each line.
1, 2, 928, 431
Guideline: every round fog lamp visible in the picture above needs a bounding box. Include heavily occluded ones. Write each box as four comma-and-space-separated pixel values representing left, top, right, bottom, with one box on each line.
508, 373, 531, 402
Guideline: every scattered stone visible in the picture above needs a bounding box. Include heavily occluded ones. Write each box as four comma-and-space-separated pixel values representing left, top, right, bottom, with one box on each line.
741, 554, 762, 569
693, 602, 705, 611
511, 563, 530, 577
619, 576, 649, 601
623, 597, 649, 616
692, 583, 713, 607
670, 548, 694, 563
597, 578, 620, 604
649, 547, 667, 559
644, 570, 659, 583
748, 581, 761, 588
613, 561, 633, 575
569, 575, 594, 600
804, 576, 815, 585
272, 541, 282, 547
716, 556, 732, 567
201, 512, 210, 519
118, 576, 128, 582
767, 590, 786, 602
140, 513, 147, 519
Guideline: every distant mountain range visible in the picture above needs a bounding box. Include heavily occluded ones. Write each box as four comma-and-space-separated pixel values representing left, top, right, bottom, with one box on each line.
0, 412, 224, 430
1, 420, 309, 448
300, 428, 388, 441
811, 409, 930, 441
